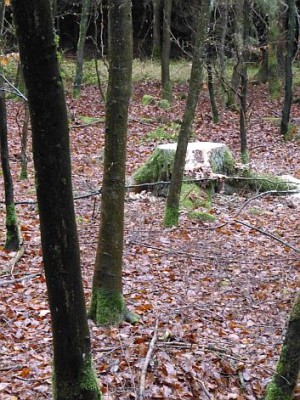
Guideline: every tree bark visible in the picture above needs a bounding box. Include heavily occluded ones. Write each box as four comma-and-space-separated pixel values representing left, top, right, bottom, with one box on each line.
152, 0, 161, 59
88, 0, 137, 326
265, 291, 300, 400
11, 1, 100, 399
280, 0, 296, 138
239, 0, 250, 164
0, 75, 20, 251
163, 0, 210, 227
73, 0, 93, 98
161, 0, 172, 102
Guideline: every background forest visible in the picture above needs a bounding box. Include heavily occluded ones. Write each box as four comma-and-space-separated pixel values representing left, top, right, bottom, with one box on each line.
0, 0, 300, 399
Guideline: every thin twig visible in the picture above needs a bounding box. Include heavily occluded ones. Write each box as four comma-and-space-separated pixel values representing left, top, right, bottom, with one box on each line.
0, 273, 42, 287
233, 219, 300, 253
137, 319, 159, 400
9, 245, 25, 275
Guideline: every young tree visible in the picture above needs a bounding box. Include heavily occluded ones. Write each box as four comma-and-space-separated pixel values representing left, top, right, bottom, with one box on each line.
73, 0, 93, 98
161, 0, 172, 102
239, 0, 250, 164
11, 1, 101, 399
280, 0, 296, 138
164, 0, 211, 227
0, 75, 21, 251
152, 0, 161, 58
265, 291, 300, 400
88, 0, 137, 326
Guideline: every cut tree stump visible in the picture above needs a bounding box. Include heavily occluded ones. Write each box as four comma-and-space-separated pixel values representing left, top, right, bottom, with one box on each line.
131, 142, 235, 194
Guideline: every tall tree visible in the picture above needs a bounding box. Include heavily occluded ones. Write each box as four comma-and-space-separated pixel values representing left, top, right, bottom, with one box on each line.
280, 0, 296, 138
152, 0, 161, 58
161, 0, 172, 102
164, 0, 211, 227
265, 291, 300, 400
11, 1, 101, 399
0, 75, 21, 251
73, 0, 93, 98
239, 0, 250, 164
88, 0, 137, 326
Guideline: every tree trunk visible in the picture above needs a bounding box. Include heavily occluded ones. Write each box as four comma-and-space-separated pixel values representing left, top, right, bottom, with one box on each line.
152, 0, 161, 59
73, 0, 92, 98
207, 39, 219, 123
11, 1, 100, 399
161, 0, 172, 102
227, 0, 244, 110
239, 0, 250, 164
0, 76, 20, 251
265, 291, 300, 400
163, 0, 210, 227
281, 0, 296, 138
88, 0, 137, 326
20, 102, 29, 180
0, 0, 5, 36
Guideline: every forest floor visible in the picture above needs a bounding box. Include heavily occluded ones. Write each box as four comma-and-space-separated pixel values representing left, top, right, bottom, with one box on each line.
0, 79, 299, 400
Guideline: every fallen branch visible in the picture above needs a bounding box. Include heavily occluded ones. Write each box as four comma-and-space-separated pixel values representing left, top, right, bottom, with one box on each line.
233, 219, 300, 253
0, 273, 42, 287
9, 245, 25, 275
137, 319, 159, 400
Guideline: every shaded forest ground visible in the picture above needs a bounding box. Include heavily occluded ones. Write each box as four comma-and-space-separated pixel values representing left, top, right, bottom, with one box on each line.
0, 73, 300, 399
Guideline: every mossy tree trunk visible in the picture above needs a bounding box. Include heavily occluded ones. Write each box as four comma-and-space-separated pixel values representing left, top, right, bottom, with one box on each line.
161, 0, 172, 102
11, 1, 100, 399
239, 0, 250, 164
280, 0, 296, 138
88, 0, 137, 326
0, 75, 20, 251
0, 0, 5, 36
73, 0, 93, 98
152, 0, 161, 59
265, 291, 300, 400
164, 0, 210, 227
268, 10, 284, 98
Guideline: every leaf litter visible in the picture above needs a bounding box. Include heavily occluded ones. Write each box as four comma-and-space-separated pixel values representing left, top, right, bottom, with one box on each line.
0, 81, 299, 399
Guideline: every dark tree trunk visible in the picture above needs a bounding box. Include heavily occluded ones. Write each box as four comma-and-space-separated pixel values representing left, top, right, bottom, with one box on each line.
11, 1, 100, 399
88, 0, 137, 326
265, 291, 300, 400
239, 0, 250, 164
163, 0, 210, 227
0, 0, 5, 36
0, 76, 20, 251
20, 102, 29, 180
73, 0, 93, 98
152, 0, 161, 59
161, 0, 172, 102
281, 0, 296, 138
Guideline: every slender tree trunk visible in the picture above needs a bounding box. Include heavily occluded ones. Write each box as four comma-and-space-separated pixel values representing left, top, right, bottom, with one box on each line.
207, 39, 219, 123
227, 0, 244, 110
0, 76, 20, 251
239, 0, 250, 164
281, 0, 296, 138
268, 10, 284, 98
152, 0, 161, 59
161, 0, 172, 102
88, 0, 137, 326
0, 0, 5, 36
265, 291, 300, 400
20, 102, 29, 180
217, 0, 228, 82
164, 0, 210, 227
11, 1, 100, 399
73, 0, 92, 98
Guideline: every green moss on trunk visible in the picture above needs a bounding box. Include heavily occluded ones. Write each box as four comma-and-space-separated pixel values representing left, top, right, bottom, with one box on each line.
88, 288, 126, 326
53, 359, 101, 400
164, 205, 179, 227
5, 202, 20, 251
